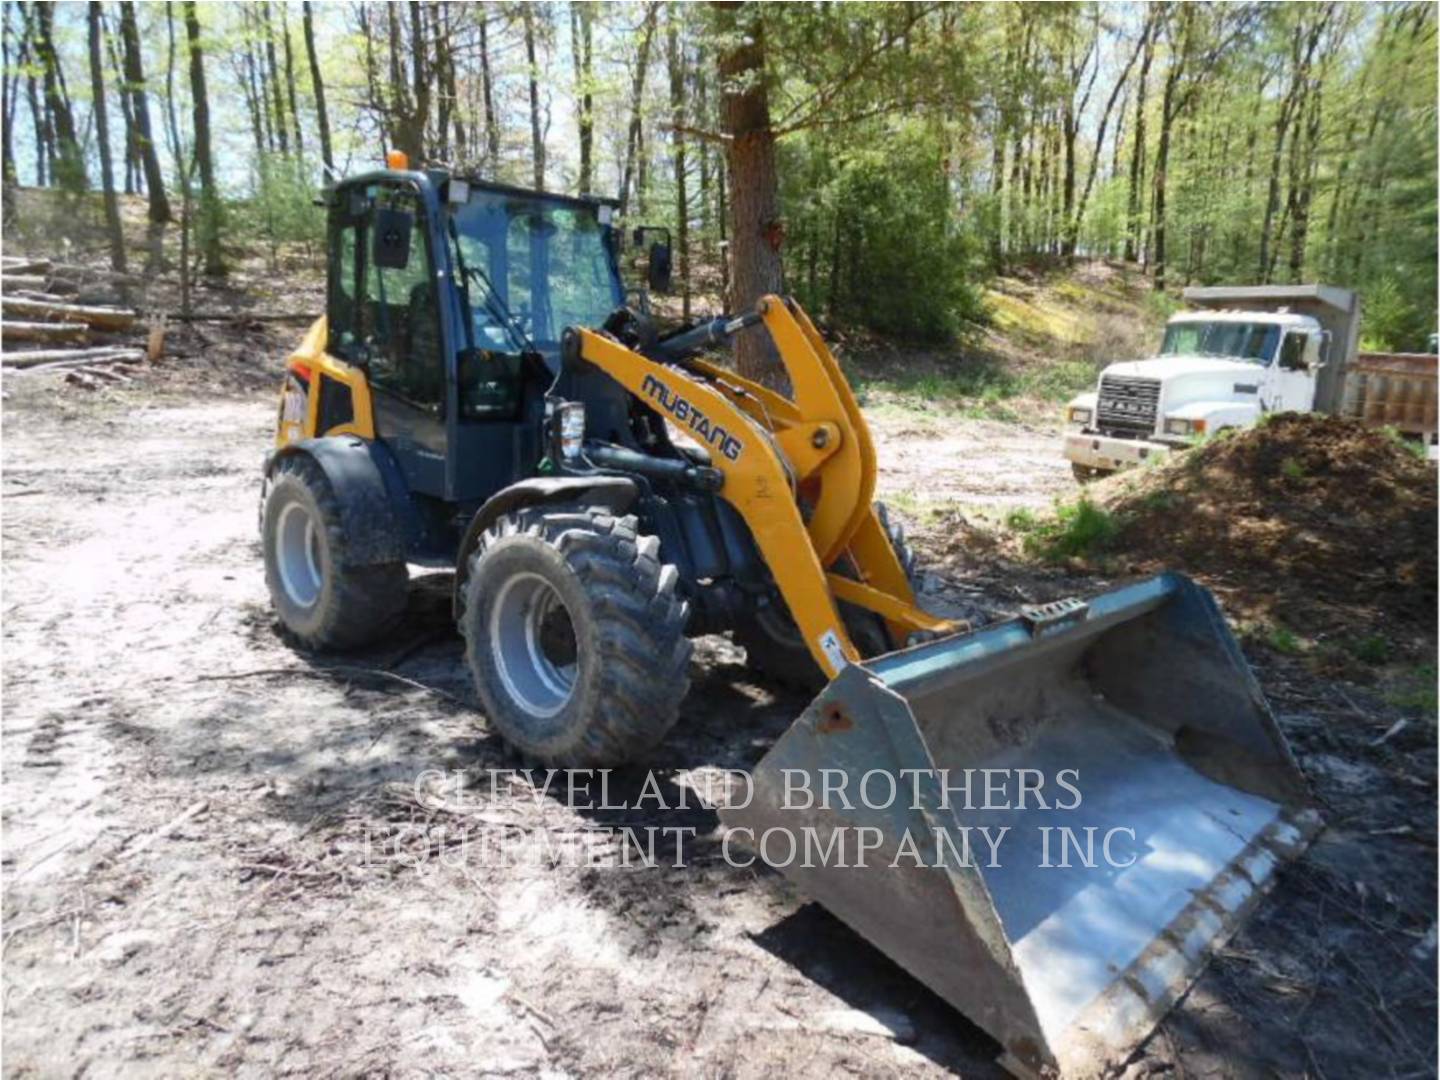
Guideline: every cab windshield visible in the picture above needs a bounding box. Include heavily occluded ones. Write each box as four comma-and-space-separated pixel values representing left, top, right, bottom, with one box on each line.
1160, 321, 1280, 365
448, 188, 624, 355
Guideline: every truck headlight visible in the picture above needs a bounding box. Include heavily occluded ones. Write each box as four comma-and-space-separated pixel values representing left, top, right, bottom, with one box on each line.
558, 401, 586, 460
1067, 406, 1093, 425
1164, 417, 1206, 436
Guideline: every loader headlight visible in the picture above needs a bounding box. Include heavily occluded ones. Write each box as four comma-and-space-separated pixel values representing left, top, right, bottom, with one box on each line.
1067, 406, 1092, 425
1164, 417, 1206, 436
558, 401, 586, 460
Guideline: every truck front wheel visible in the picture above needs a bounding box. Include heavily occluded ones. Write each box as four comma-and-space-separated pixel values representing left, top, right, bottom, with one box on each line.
460, 505, 692, 765
1071, 463, 1112, 483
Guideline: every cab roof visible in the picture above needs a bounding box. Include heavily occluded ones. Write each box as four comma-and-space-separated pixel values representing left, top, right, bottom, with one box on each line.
1169, 309, 1320, 330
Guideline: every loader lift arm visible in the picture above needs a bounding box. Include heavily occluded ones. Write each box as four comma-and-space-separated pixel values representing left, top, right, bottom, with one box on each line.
570, 295, 958, 677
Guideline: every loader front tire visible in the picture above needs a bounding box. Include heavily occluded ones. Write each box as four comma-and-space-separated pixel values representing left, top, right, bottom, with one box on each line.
735, 501, 923, 694
460, 505, 692, 766
262, 455, 409, 651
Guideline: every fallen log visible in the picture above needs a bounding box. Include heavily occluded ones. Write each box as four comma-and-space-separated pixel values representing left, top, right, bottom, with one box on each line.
1, 321, 90, 345
171, 311, 318, 324
0, 257, 53, 275
0, 274, 48, 292
78, 364, 132, 384
2, 346, 145, 369
0, 296, 136, 331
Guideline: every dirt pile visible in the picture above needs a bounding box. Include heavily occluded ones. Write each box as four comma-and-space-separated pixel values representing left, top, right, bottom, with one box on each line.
1099, 413, 1437, 636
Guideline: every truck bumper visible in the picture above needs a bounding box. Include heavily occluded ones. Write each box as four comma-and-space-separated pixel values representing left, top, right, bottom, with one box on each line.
1064, 431, 1174, 472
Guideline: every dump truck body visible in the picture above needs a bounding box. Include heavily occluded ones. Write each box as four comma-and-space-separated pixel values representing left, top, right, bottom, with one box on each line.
1341, 351, 1438, 443
722, 574, 1320, 1077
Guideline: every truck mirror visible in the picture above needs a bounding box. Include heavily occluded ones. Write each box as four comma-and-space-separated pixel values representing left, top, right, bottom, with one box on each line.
647, 241, 673, 295
372, 207, 414, 270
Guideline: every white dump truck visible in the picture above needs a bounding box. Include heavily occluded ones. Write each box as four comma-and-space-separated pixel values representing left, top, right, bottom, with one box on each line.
1062, 284, 1438, 479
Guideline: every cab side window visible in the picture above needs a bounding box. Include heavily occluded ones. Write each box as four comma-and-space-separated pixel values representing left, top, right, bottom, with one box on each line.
1278, 333, 1307, 371
326, 189, 445, 408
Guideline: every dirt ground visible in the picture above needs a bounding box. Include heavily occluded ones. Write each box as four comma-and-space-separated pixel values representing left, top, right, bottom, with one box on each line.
2, 354, 1435, 1078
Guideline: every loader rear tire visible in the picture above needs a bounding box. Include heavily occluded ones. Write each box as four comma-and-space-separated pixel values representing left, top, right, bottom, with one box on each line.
262, 455, 409, 651
460, 505, 692, 766
735, 501, 923, 694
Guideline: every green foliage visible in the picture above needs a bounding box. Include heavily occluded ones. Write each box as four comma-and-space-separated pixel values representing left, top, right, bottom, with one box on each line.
1386, 664, 1439, 717
1360, 277, 1422, 352
1263, 624, 1304, 656
1351, 635, 1393, 665
782, 122, 990, 343
1380, 425, 1430, 461
236, 153, 324, 262
1006, 497, 1118, 561
1280, 456, 1306, 480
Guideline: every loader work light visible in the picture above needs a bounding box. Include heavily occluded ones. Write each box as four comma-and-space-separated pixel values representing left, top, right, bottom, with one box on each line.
558, 402, 586, 460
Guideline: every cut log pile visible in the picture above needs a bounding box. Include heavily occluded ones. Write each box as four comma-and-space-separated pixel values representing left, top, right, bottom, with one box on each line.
1, 254, 148, 388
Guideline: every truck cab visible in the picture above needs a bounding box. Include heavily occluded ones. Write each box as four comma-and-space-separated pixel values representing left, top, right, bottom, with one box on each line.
1064, 307, 1328, 478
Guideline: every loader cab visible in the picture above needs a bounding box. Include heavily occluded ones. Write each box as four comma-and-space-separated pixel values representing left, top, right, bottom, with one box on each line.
323, 169, 630, 507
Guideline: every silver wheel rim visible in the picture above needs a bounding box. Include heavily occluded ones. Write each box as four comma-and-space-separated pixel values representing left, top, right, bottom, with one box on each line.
489, 572, 578, 719
276, 501, 324, 609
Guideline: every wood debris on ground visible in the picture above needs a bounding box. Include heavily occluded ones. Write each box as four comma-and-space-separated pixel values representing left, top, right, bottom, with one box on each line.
1, 254, 151, 384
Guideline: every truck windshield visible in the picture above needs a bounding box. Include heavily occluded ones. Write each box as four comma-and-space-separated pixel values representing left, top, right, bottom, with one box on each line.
1160, 321, 1280, 364
448, 189, 623, 355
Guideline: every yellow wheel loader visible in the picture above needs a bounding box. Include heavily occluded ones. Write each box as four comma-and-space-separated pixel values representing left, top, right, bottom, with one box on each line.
261, 162, 1319, 1077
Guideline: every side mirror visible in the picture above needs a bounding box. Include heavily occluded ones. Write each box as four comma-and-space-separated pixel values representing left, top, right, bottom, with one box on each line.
372, 207, 413, 270
647, 241, 673, 294
631, 225, 673, 294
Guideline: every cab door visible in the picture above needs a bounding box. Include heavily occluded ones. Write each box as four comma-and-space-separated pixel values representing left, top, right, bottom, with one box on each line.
1266, 332, 1317, 414
328, 186, 449, 497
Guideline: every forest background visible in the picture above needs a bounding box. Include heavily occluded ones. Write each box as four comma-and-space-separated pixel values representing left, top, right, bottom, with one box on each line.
3, 1, 1436, 374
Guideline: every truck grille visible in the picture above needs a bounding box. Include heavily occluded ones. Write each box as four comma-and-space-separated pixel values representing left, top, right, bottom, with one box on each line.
1096, 375, 1160, 436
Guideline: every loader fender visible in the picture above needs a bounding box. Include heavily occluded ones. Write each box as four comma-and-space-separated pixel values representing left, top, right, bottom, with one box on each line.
452, 476, 641, 618
264, 436, 415, 567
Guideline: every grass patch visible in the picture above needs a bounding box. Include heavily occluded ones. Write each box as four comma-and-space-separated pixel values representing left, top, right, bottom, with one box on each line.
881, 489, 955, 525
1006, 497, 1118, 561
1351, 634, 1393, 665
1263, 624, 1305, 656
1380, 425, 1430, 461
1280, 456, 1306, 480
1385, 664, 1438, 717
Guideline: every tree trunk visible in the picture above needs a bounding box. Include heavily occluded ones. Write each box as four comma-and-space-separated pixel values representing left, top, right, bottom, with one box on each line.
34, 2, 85, 190
119, 2, 171, 222
1287, 82, 1322, 281
2, 4, 20, 219
184, 1, 223, 276
1152, 64, 1180, 292
102, 13, 139, 196
523, 4, 544, 188
20, 5, 47, 188
572, 2, 594, 192
1068, 23, 1147, 259
1124, 16, 1155, 263
261, 2, 288, 154
715, 1, 781, 383
619, 3, 659, 214
696, 50, 711, 250
88, 3, 127, 273
667, 4, 689, 318
302, 1, 333, 171
479, 12, 499, 172
280, 4, 303, 157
